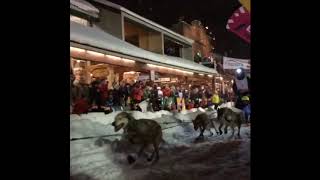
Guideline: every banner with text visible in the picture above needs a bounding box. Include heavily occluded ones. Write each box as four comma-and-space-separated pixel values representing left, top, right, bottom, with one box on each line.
223, 56, 250, 70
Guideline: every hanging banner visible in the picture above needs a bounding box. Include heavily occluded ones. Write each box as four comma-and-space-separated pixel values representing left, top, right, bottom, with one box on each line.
239, 0, 250, 12
223, 56, 250, 70
226, 6, 250, 43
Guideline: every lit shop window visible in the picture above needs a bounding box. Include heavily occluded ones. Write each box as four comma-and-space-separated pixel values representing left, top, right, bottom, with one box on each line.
70, 15, 89, 26
71, 58, 91, 84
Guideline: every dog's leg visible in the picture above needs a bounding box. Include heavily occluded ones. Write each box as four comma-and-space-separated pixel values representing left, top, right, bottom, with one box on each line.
195, 127, 205, 140
138, 143, 147, 158
148, 150, 155, 162
224, 123, 229, 134
211, 120, 219, 135
208, 128, 214, 136
230, 124, 235, 138
150, 142, 160, 164
200, 127, 205, 137
237, 121, 241, 138
218, 122, 224, 135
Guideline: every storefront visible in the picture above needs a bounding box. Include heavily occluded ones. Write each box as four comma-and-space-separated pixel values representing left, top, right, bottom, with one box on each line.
70, 21, 218, 89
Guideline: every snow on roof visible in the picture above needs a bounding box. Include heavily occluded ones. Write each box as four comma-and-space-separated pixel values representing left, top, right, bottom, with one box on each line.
92, 0, 194, 45
70, 0, 99, 14
70, 22, 217, 75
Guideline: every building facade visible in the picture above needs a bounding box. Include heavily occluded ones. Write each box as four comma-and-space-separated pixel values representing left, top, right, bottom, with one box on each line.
171, 20, 215, 64
70, 0, 217, 89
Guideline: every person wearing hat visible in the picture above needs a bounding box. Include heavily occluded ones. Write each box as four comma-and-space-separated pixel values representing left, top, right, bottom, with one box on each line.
241, 95, 251, 124
233, 68, 250, 109
211, 91, 220, 110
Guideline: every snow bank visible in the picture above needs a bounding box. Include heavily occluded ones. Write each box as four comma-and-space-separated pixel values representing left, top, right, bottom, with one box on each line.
70, 109, 250, 180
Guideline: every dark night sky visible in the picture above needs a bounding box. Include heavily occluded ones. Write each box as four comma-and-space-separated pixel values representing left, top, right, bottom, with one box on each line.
106, 0, 250, 59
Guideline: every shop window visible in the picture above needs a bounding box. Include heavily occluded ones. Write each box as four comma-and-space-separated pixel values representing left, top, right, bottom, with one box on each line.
71, 58, 91, 84
124, 18, 163, 54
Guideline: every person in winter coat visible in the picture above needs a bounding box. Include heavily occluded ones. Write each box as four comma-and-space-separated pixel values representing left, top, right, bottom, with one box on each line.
112, 85, 122, 111
88, 79, 102, 108
132, 84, 143, 103
211, 91, 220, 109
99, 80, 109, 105
151, 85, 160, 111
158, 86, 165, 110
131, 84, 143, 111
187, 99, 195, 110
162, 85, 172, 110
241, 96, 251, 124
73, 95, 89, 115
233, 69, 250, 109
143, 85, 152, 100
122, 83, 131, 107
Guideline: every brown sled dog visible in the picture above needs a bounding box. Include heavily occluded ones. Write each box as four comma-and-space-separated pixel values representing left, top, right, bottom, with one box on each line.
112, 112, 163, 164
192, 113, 219, 139
217, 107, 244, 138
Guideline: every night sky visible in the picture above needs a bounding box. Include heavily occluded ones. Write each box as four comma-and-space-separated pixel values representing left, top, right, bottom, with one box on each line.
106, 0, 250, 59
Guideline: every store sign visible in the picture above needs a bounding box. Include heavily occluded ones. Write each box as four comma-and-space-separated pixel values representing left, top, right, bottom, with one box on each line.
223, 57, 250, 70
138, 74, 150, 81
150, 70, 155, 81
171, 78, 178, 82
160, 78, 170, 82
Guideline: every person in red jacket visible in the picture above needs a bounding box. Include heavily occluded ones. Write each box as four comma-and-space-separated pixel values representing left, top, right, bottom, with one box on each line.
131, 84, 143, 111
73, 95, 89, 115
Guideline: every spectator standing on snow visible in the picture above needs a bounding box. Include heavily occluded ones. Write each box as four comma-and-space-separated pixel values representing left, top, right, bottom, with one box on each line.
241, 95, 251, 124
162, 84, 172, 110
211, 91, 220, 110
150, 85, 159, 111
131, 84, 143, 111
99, 80, 109, 105
73, 94, 89, 115
122, 83, 131, 107
112, 84, 122, 111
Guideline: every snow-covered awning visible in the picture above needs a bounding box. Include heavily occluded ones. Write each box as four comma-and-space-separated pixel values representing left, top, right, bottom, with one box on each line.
70, 22, 218, 75
70, 0, 99, 18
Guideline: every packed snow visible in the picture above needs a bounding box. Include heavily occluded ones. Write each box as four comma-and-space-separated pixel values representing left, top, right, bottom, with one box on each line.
70, 106, 250, 180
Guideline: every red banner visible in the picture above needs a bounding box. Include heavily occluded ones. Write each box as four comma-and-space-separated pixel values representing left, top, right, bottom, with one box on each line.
226, 6, 250, 43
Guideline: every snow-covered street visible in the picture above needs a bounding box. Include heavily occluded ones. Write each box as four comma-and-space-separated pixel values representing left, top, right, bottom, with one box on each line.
70, 109, 250, 180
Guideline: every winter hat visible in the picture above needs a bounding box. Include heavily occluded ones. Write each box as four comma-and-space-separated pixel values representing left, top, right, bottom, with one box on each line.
241, 96, 250, 101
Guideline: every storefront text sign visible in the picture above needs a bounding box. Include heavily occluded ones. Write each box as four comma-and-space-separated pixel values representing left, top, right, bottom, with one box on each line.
223, 57, 250, 70
160, 78, 170, 82
138, 74, 150, 81
150, 70, 155, 81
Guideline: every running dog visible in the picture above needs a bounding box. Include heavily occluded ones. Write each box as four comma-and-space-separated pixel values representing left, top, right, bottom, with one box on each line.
111, 112, 163, 164
217, 107, 244, 138
192, 113, 219, 139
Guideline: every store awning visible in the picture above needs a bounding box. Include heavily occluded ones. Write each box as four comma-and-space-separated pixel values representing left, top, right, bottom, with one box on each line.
70, 22, 218, 75
70, 0, 99, 18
